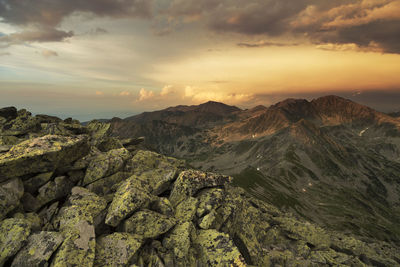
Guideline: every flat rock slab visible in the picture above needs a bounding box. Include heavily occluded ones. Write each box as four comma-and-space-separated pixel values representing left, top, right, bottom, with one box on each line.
0, 218, 31, 265
0, 178, 24, 219
0, 135, 89, 182
169, 170, 232, 206
122, 210, 176, 239
94, 233, 142, 266
11, 231, 63, 267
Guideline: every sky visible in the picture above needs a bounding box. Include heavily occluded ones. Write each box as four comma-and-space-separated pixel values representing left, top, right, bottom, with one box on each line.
1, 0, 400, 121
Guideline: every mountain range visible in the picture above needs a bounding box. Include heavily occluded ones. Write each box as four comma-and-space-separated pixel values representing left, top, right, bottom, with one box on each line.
109, 95, 400, 245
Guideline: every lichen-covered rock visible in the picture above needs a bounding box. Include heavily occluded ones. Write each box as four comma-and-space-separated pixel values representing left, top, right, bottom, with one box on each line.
22, 171, 53, 194
276, 216, 331, 249
11, 231, 63, 267
169, 170, 232, 206
1, 110, 41, 136
150, 197, 174, 217
68, 187, 108, 218
13, 212, 42, 231
105, 177, 153, 227
0, 218, 31, 265
85, 171, 130, 199
133, 168, 178, 196
51, 206, 96, 267
196, 188, 224, 218
122, 210, 176, 239
38, 202, 59, 229
162, 222, 197, 265
194, 229, 246, 266
83, 148, 131, 185
0, 107, 17, 121
86, 120, 112, 143
94, 233, 142, 266
0, 135, 89, 182
125, 150, 184, 175
175, 197, 198, 223
0, 178, 24, 219
96, 137, 123, 152
198, 210, 217, 229
35, 176, 74, 210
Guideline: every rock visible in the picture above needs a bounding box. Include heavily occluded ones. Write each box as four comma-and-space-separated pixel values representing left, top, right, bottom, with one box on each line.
105, 177, 153, 227
133, 168, 178, 196
23, 171, 53, 194
38, 202, 59, 231
0, 136, 20, 146
175, 197, 198, 223
0, 135, 89, 182
83, 148, 131, 185
66, 170, 85, 184
35, 114, 62, 123
96, 137, 123, 152
51, 205, 96, 267
94, 233, 142, 266
13, 212, 42, 231
68, 187, 107, 219
21, 192, 41, 212
1, 110, 41, 136
86, 120, 112, 143
121, 210, 176, 239
0, 218, 31, 265
36, 176, 74, 209
196, 188, 224, 218
169, 170, 232, 206
70, 146, 102, 171
198, 210, 217, 230
194, 229, 246, 266
125, 150, 184, 175
85, 171, 130, 199
0, 145, 11, 153
11, 231, 63, 267
0, 178, 24, 219
150, 197, 175, 217
0, 107, 17, 121
277, 216, 331, 249
162, 222, 197, 265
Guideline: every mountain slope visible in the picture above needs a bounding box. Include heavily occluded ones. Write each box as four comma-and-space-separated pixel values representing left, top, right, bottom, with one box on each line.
110, 96, 400, 245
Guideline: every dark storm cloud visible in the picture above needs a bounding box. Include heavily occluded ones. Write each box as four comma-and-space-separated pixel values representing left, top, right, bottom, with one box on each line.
0, 0, 152, 27
0, 28, 73, 47
164, 0, 400, 53
0, 0, 152, 45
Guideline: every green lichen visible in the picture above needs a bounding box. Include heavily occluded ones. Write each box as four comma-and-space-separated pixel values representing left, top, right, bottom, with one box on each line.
0, 218, 31, 265
122, 209, 176, 239
175, 197, 198, 223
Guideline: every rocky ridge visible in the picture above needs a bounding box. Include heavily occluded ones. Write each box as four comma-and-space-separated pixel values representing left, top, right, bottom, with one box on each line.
0, 106, 399, 266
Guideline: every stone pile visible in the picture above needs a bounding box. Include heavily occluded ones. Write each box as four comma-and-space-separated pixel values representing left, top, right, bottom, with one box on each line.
0, 106, 399, 266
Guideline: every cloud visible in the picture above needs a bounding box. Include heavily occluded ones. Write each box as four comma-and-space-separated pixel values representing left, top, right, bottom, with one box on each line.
184, 86, 253, 103
41, 49, 59, 58
119, 91, 132, 96
160, 85, 175, 96
96, 91, 104, 96
0, 0, 152, 27
163, 0, 400, 54
86, 27, 109, 36
138, 88, 154, 101
0, 28, 73, 47
0, 52, 10, 56
237, 40, 299, 48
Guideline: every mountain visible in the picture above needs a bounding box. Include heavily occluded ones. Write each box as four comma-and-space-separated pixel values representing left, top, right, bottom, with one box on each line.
109, 95, 400, 245
3, 107, 399, 266
389, 111, 400, 118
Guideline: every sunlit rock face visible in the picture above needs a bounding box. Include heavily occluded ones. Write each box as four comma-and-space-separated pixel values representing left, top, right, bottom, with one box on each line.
0, 107, 399, 266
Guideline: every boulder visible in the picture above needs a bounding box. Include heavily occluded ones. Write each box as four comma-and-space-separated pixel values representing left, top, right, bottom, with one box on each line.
0, 218, 31, 265
162, 222, 197, 265
150, 197, 174, 217
196, 188, 224, 218
11, 231, 63, 267
35, 176, 74, 209
175, 197, 198, 223
0, 178, 24, 219
94, 233, 142, 266
194, 229, 246, 266
51, 206, 96, 267
169, 170, 232, 206
0, 107, 17, 121
86, 120, 112, 143
13, 212, 42, 231
96, 137, 123, 152
105, 177, 153, 227
0, 135, 89, 182
68, 187, 107, 219
121, 210, 176, 239
1, 110, 41, 136
132, 168, 178, 196
22, 171, 53, 194
125, 150, 184, 175
85, 171, 130, 199
83, 148, 131, 185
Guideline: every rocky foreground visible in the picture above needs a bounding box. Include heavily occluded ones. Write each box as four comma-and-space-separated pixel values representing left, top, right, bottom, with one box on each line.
0, 107, 399, 267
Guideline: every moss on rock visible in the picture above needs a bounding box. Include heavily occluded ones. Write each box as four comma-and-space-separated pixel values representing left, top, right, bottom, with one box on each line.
0, 218, 31, 265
